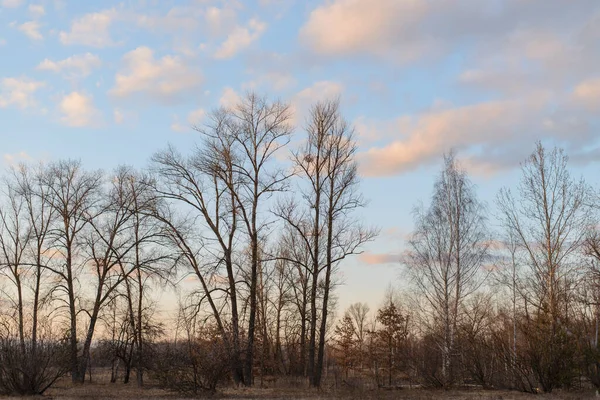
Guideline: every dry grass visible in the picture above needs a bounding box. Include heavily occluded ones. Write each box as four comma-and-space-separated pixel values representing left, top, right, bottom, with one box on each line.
1, 374, 597, 400
2, 386, 599, 400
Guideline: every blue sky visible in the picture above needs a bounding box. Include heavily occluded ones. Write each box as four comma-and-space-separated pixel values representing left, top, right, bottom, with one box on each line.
1, 0, 599, 313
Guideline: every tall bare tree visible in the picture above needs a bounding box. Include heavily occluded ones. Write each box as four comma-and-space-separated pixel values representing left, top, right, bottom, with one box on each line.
151, 143, 246, 384
404, 153, 489, 387
197, 93, 293, 385
40, 160, 103, 382
497, 142, 590, 391
277, 99, 376, 387
151, 92, 292, 385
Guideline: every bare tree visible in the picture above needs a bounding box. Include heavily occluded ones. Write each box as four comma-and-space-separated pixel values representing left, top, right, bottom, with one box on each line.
150, 142, 246, 384
76, 166, 167, 383
40, 160, 103, 383
404, 152, 490, 387
0, 164, 66, 395
151, 92, 292, 386
197, 93, 293, 385
348, 302, 369, 369
497, 142, 590, 392
276, 99, 376, 387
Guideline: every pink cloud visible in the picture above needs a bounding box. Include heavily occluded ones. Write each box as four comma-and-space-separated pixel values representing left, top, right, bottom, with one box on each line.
359, 252, 400, 265
358, 96, 548, 177
573, 77, 600, 111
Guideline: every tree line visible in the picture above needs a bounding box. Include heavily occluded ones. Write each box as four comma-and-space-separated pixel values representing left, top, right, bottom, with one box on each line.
330, 144, 600, 394
0, 94, 375, 395
0, 92, 599, 395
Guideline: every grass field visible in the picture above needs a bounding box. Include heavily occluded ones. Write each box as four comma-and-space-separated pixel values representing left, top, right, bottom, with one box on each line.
1, 370, 597, 399
3, 381, 598, 400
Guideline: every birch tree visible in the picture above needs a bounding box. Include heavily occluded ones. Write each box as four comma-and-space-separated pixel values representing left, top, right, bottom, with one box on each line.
497, 142, 590, 392
404, 153, 489, 387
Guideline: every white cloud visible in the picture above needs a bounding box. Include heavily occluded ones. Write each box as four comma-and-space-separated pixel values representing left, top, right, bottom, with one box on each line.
295, 80, 344, 103
291, 81, 344, 125
112, 108, 138, 125
171, 108, 206, 132
300, 0, 429, 60
37, 53, 102, 79
58, 91, 101, 127
219, 87, 240, 108
204, 5, 238, 37
214, 18, 266, 59
3, 151, 32, 167
354, 91, 597, 177
15, 21, 43, 40
28, 4, 44, 17
1, 0, 23, 8
300, 0, 600, 66
136, 7, 201, 32
110, 47, 203, 102
114, 109, 124, 124
573, 77, 600, 111
170, 117, 187, 132
243, 70, 296, 92
59, 9, 118, 47
0, 77, 45, 109
187, 108, 206, 126
0, 39, 6, 46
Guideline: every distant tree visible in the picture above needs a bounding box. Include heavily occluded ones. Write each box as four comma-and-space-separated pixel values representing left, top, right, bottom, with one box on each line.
376, 300, 408, 387
348, 302, 369, 369
333, 313, 356, 379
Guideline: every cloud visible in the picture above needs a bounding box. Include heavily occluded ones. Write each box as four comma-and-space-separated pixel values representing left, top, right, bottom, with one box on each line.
1, 0, 23, 8
292, 81, 344, 125
136, 7, 201, 32
113, 108, 138, 125
3, 151, 32, 166
37, 53, 101, 79
0, 77, 45, 109
300, 0, 430, 60
59, 9, 118, 47
214, 18, 266, 59
170, 109, 205, 132
135, 3, 238, 36
300, 0, 600, 64
295, 80, 344, 103
204, 5, 238, 37
219, 87, 240, 108
110, 47, 202, 102
114, 109, 124, 124
170, 116, 187, 133
242, 70, 296, 92
357, 96, 553, 177
573, 77, 600, 111
357, 78, 600, 178
359, 252, 400, 265
28, 4, 44, 17
187, 108, 206, 126
14, 21, 43, 40
58, 91, 101, 127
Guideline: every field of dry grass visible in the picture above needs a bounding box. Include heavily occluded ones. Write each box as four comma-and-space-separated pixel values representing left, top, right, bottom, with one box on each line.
1, 370, 597, 400
2, 380, 599, 400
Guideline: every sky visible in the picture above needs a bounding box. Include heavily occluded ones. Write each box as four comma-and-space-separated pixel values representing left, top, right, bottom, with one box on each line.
0, 0, 599, 314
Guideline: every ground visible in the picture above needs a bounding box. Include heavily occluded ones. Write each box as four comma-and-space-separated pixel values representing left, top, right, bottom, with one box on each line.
2, 382, 599, 400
